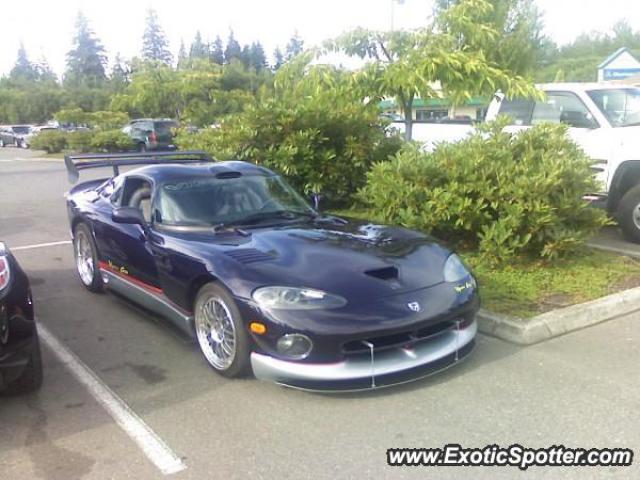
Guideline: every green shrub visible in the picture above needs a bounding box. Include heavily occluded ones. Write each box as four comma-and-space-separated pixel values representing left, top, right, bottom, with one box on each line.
176, 59, 402, 204
90, 129, 133, 152
66, 131, 93, 153
29, 130, 67, 153
359, 121, 609, 261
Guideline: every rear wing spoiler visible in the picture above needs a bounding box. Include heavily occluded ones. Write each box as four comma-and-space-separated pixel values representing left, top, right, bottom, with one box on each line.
64, 150, 213, 183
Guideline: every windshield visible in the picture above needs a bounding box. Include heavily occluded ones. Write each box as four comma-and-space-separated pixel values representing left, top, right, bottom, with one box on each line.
157, 174, 315, 227
11, 126, 30, 134
587, 88, 640, 127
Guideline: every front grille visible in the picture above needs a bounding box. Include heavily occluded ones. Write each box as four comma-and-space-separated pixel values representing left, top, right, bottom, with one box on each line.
342, 319, 457, 355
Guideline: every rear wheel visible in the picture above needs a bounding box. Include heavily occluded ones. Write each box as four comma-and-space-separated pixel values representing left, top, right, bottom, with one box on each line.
0, 139, 4, 147
194, 283, 250, 378
4, 332, 43, 395
73, 223, 103, 292
618, 184, 640, 243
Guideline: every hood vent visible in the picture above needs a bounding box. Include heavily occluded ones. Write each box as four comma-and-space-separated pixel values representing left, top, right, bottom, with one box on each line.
364, 266, 398, 281
224, 248, 274, 264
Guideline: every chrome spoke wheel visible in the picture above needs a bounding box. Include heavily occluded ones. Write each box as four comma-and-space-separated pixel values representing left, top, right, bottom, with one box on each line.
75, 230, 95, 286
633, 204, 640, 230
196, 296, 237, 371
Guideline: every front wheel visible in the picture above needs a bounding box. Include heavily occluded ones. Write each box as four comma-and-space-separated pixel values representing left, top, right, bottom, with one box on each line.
194, 283, 251, 378
617, 185, 640, 243
73, 223, 103, 292
4, 333, 43, 394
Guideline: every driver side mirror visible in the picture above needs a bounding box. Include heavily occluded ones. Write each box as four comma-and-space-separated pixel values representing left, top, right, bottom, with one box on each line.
112, 207, 148, 230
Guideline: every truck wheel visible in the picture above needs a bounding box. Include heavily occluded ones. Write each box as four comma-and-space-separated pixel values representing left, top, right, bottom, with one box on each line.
618, 185, 640, 243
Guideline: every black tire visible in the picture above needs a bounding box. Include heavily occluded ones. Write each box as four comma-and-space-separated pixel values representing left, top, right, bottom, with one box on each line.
617, 184, 640, 243
4, 332, 43, 394
194, 282, 251, 378
73, 223, 104, 292
138, 143, 147, 152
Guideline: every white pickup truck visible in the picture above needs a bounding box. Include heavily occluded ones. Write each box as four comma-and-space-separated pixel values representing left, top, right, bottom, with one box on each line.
406, 83, 640, 242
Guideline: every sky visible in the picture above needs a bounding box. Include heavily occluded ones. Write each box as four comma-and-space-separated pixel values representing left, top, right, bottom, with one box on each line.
1, 0, 639, 77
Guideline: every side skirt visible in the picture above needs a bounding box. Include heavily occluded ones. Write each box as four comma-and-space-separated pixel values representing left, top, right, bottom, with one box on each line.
99, 268, 195, 337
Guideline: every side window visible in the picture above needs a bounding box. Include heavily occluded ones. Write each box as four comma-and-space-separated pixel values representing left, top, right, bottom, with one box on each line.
497, 98, 535, 126
532, 93, 598, 128
122, 178, 153, 223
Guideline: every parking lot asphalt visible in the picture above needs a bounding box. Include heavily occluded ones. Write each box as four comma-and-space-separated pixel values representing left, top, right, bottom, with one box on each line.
0, 147, 639, 479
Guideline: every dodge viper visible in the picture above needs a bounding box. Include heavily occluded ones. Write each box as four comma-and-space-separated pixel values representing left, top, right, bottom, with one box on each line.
0, 241, 43, 394
64, 151, 479, 391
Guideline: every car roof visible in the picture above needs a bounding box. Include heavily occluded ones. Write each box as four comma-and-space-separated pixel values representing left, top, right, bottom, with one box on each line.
536, 82, 639, 92
123, 160, 275, 183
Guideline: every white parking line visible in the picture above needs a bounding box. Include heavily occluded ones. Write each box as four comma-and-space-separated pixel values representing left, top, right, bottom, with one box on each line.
12, 240, 72, 251
38, 324, 187, 476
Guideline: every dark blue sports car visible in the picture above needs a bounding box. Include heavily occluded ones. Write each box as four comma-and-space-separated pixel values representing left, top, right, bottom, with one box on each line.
0, 242, 42, 394
65, 151, 479, 391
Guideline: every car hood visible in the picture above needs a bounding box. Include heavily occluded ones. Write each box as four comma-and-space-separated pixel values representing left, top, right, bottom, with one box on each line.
187, 219, 454, 302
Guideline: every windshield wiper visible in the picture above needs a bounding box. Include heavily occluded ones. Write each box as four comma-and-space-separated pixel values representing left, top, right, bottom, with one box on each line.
211, 224, 251, 236
232, 209, 317, 227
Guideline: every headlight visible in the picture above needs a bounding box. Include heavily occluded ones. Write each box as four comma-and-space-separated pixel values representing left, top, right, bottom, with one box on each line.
252, 286, 346, 310
276, 334, 313, 359
443, 254, 472, 283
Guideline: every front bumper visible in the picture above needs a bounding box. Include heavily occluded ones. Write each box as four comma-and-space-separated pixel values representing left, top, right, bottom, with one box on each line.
251, 319, 477, 392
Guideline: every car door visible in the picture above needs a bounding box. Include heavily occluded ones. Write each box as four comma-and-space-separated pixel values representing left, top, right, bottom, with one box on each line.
94, 176, 161, 290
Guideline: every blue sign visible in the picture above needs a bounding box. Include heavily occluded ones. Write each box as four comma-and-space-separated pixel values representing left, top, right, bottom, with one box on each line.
603, 68, 640, 80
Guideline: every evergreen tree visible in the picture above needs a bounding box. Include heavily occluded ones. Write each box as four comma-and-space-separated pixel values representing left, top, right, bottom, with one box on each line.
224, 30, 242, 63
142, 9, 173, 64
65, 12, 107, 86
249, 42, 267, 70
110, 53, 130, 89
34, 56, 58, 83
10, 43, 37, 81
285, 31, 304, 61
272, 47, 284, 71
211, 35, 225, 64
240, 44, 251, 67
177, 39, 188, 68
189, 31, 209, 60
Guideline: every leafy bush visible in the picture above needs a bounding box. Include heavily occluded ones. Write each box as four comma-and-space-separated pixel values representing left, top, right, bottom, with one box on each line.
66, 131, 93, 153
29, 130, 67, 153
90, 129, 133, 152
359, 121, 609, 261
176, 59, 402, 204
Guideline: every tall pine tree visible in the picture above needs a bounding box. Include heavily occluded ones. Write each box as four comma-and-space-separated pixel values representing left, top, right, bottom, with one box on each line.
224, 30, 242, 63
10, 43, 37, 82
177, 39, 188, 69
142, 9, 173, 65
249, 42, 267, 70
211, 36, 225, 64
65, 12, 107, 86
285, 31, 304, 61
189, 31, 208, 60
272, 47, 284, 71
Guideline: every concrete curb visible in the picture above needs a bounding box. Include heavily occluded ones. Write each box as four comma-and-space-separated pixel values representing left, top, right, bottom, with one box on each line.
477, 285, 640, 345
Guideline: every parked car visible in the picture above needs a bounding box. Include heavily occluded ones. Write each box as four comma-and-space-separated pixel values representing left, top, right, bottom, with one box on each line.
0, 242, 43, 394
0, 126, 30, 147
22, 126, 59, 148
64, 151, 479, 392
122, 119, 178, 152
0, 127, 17, 147
5, 125, 33, 148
